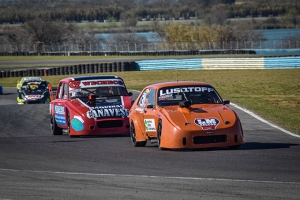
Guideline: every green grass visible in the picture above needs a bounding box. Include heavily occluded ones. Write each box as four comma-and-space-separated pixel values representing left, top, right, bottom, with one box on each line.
1, 68, 299, 135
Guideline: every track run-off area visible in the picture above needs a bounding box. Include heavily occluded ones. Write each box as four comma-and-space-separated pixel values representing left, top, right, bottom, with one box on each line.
0, 87, 300, 200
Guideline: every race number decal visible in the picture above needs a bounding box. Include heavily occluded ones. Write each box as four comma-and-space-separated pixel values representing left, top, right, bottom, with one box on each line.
194, 118, 220, 130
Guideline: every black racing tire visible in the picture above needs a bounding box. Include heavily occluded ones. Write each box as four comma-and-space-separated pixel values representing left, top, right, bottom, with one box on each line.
157, 120, 163, 149
51, 115, 63, 135
130, 122, 146, 147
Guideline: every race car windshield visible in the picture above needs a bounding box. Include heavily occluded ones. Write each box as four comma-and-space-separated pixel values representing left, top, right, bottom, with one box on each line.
22, 82, 47, 91
158, 86, 223, 106
69, 86, 129, 98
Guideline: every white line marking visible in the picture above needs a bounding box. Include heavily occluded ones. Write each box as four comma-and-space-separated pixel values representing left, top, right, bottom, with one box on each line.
231, 103, 300, 138
0, 168, 299, 185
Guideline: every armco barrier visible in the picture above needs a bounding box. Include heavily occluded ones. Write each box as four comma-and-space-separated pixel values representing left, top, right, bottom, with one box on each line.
135, 57, 300, 71
201, 58, 265, 69
264, 56, 300, 69
136, 59, 202, 71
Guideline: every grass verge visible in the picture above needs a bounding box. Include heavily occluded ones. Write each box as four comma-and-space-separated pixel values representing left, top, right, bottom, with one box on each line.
0, 68, 299, 135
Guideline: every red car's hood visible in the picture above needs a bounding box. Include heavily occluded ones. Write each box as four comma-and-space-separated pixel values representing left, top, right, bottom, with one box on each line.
68, 96, 132, 119
160, 104, 237, 130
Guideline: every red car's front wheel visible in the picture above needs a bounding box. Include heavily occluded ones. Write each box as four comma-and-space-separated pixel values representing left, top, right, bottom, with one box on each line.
51, 116, 63, 135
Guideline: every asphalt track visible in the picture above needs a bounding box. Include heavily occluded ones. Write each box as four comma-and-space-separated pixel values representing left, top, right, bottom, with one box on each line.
0, 87, 300, 200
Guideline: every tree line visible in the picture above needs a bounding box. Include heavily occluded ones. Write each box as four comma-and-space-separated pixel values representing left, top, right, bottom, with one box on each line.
0, 0, 299, 24
0, 0, 299, 53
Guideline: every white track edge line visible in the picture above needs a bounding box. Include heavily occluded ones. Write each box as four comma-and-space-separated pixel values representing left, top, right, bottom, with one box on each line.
230, 103, 300, 138
0, 168, 299, 185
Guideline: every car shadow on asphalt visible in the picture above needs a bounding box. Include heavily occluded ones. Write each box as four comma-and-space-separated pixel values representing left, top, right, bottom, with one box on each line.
144, 142, 299, 151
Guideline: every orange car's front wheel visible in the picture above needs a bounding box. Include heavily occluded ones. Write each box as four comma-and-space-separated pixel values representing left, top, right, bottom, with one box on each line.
130, 122, 146, 147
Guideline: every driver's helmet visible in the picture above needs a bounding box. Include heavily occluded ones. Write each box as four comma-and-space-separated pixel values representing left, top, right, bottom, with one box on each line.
29, 84, 38, 90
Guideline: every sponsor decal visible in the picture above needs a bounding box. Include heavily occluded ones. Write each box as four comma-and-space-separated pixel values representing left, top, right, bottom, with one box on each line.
27, 95, 42, 99
55, 115, 66, 125
54, 105, 65, 115
194, 118, 220, 130
71, 118, 84, 131
70, 79, 124, 89
27, 81, 41, 85
54, 105, 66, 125
159, 87, 214, 96
69, 81, 81, 89
144, 119, 156, 131
86, 105, 129, 118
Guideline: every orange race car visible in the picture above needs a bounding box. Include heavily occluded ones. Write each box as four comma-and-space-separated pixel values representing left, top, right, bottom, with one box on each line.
129, 81, 245, 150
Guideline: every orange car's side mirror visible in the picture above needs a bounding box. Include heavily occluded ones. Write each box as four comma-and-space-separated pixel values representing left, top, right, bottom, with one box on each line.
223, 100, 230, 105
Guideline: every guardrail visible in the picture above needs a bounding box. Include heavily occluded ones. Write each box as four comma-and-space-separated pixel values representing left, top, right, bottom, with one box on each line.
135, 57, 300, 70
136, 59, 201, 71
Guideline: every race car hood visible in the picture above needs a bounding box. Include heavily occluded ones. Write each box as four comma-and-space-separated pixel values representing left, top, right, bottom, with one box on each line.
20, 89, 49, 100
160, 104, 237, 130
69, 96, 132, 119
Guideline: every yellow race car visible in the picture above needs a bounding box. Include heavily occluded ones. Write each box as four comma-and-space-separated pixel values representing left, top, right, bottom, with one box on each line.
16, 77, 43, 92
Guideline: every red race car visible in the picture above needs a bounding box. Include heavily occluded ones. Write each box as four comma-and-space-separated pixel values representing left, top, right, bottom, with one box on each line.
129, 81, 245, 150
50, 75, 133, 137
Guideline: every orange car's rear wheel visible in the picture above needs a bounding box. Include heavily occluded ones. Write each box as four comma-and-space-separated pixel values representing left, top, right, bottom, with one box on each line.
157, 120, 163, 149
130, 122, 146, 147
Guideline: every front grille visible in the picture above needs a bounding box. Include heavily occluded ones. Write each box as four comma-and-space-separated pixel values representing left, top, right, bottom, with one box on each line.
193, 135, 227, 144
97, 120, 123, 128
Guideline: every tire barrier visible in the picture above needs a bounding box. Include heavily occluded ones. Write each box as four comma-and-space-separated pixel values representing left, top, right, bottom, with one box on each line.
108, 63, 112, 72
112, 62, 116, 72
0, 61, 137, 78
0, 50, 257, 57
117, 62, 122, 72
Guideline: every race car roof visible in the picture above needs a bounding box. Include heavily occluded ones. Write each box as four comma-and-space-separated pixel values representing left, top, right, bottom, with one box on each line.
60, 75, 121, 81
146, 81, 212, 89
23, 80, 48, 84
21, 77, 42, 81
